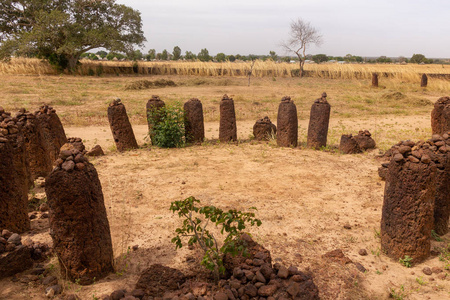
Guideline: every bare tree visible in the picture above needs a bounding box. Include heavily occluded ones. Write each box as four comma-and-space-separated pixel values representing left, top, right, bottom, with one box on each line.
282, 19, 323, 77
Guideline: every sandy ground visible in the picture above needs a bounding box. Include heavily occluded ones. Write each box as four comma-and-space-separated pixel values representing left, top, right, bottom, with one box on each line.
1, 115, 449, 300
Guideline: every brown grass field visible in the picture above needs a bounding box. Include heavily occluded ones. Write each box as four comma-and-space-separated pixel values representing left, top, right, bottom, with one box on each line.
0, 61, 449, 299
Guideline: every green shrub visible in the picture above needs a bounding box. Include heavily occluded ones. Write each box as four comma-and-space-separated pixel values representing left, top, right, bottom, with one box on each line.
170, 196, 262, 281
148, 103, 185, 148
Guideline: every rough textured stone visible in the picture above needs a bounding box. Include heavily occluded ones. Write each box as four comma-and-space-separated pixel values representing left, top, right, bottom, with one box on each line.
46, 152, 114, 284
339, 134, 361, 154
276, 96, 298, 147
431, 97, 450, 135
219, 95, 237, 142
87, 145, 105, 157
353, 130, 376, 150
223, 234, 271, 277
135, 264, 185, 297
146, 95, 165, 145
35, 104, 67, 162
17, 110, 52, 179
184, 98, 205, 144
372, 73, 378, 87
0, 140, 30, 233
381, 151, 437, 263
0, 245, 33, 279
253, 116, 276, 141
107, 98, 138, 152
307, 93, 330, 149
421, 74, 428, 87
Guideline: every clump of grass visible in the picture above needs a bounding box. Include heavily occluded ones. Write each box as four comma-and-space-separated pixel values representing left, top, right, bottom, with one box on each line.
125, 79, 176, 90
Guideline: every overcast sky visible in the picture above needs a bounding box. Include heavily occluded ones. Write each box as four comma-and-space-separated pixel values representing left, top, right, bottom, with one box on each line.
117, 0, 450, 58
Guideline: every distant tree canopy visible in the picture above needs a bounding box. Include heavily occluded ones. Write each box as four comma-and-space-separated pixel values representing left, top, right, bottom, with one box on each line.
410, 54, 432, 64
197, 48, 212, 62
0, 0, 145, 70
184, 51, 196, 60
215, 52, 226, 62
172, 46, 182, 60
312, 54, 328, 63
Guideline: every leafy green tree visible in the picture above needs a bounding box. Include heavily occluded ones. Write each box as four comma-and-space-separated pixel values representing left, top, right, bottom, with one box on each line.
215, 53, 226, 62
146, 49, 156, 61
128, 50, 143, 61
227, 55, 236, 62
184, 51, 196, 60
376, 56, 392, 63
312, 54, 328, 63
410, 54, 431, 64
172, 46, 182, 60
235, 54, 242, 60
197, 48, 211, 62
161, 49, 169, 60
88, 53, 98, 60
0, 0, 146, 70
269, 51, 278, 61
96, 51, 108, 59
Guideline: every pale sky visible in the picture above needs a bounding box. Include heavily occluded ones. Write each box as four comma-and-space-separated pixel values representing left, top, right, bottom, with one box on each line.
117, 0, 450, 58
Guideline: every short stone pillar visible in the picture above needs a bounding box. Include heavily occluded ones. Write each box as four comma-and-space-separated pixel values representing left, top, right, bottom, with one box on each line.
339, 134, 361, 154
372, 73, 378, 87
307, 93, 330, 149
0, 138, 30, 233
219, 94, 237, 142
431, 97, 450, 135
45, 149, 114, 285
16, 109, 52, 179
353, 130, 376, 150
35, 105, 67, 163
146, 95, 165, 145
276, 96, 298, 147
184, 98, 204, 144
253, 116, 276, 141
381, 142, 437, 263
421, 74, 428, 87
107, 98, 138, 152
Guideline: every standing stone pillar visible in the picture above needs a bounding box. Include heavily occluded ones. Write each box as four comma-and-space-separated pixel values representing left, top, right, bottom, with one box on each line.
35, 105, 67, 163
381, 142, 437, 263
219, 94, 237, 142
107, 98, 138, 152
184, 98, 205, 144
431, 97, 450, 135
0, 109, 33, 199
421, 74, 428, 87
307, 92, 331, 149
372, 73, 378, 87
45, 149, 114, 285
276, 96, 298, 147
16, 109, 52, 179
0, 137, 30, 233
253, 116, 276, 141
146, 95, 165, 145
425, 134, 450, 235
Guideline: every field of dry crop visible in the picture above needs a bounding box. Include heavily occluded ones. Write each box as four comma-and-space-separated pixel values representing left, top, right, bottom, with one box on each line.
0, 69, 449, 299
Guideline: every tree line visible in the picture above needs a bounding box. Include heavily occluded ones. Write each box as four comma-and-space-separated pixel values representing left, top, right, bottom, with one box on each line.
81, 48, 441, 65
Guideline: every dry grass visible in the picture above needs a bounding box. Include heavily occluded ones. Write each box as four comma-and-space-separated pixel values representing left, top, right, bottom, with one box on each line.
1, 58, 449, 87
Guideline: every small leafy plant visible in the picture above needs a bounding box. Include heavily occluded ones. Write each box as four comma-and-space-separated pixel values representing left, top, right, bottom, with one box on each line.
399, 255, 413, 268
170, 196, 262, 281
148, 102, 185, 148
